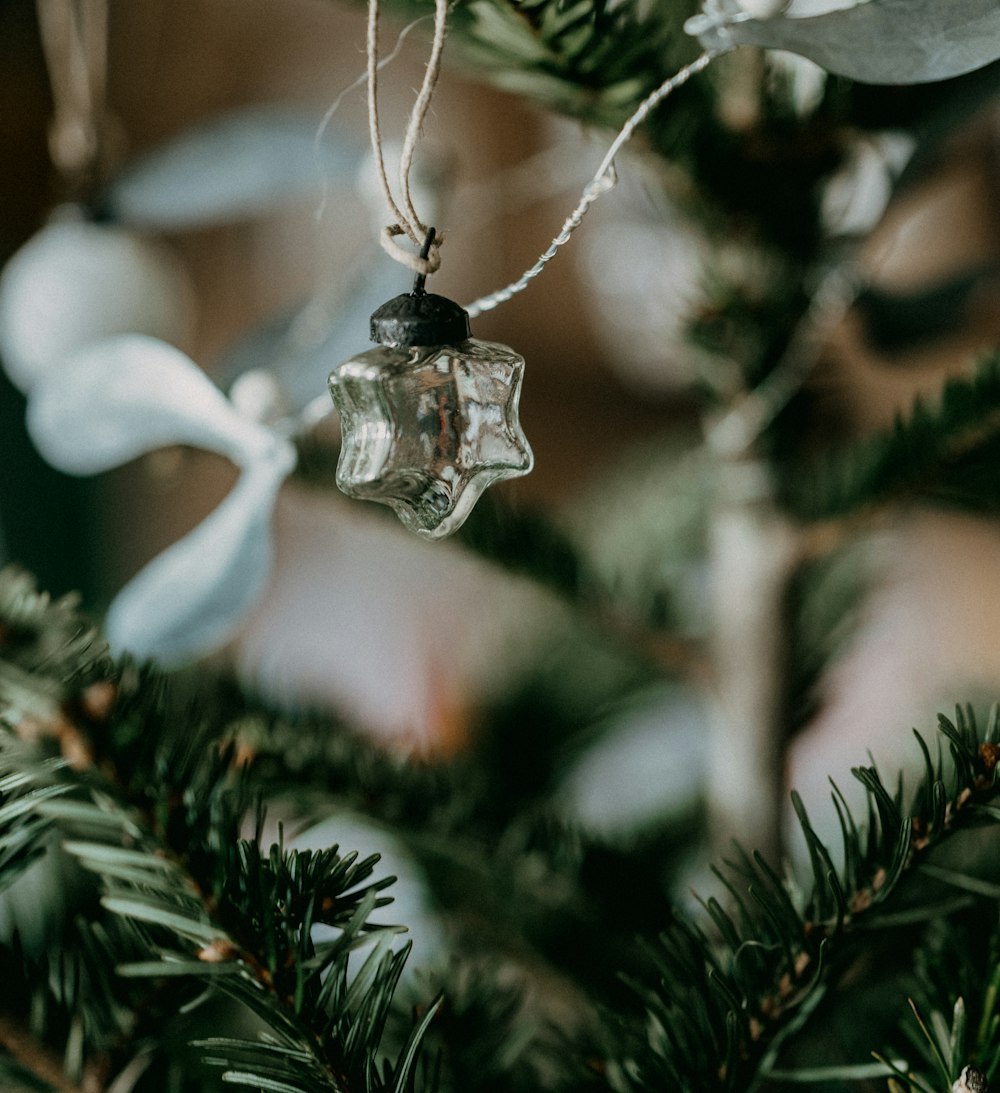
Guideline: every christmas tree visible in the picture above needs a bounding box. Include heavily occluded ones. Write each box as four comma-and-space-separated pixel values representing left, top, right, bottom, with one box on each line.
2, 0, 1000, 1089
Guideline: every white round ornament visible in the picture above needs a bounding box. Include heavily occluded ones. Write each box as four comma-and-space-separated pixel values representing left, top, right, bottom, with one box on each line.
0, 213, 194, 394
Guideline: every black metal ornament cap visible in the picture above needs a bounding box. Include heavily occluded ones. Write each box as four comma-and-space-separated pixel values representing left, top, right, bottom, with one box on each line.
369, 227, 471, 348
370, 289, 470, 348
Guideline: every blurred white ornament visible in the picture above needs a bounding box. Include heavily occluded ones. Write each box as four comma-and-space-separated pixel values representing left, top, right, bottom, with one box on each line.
0, 213, 194, 394
735, 0, 790, 17
579, 214, 709, 393
560, 687, 708, 837
26, 336, 284, 471
107, 108, 360, 229
821, 132, 915, 237
25, 334, 296, 663
104, 455, 292, 662
767, 50, 827, 116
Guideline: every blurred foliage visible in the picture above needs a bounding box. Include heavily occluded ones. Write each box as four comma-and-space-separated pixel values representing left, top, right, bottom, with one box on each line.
3, 576, 1000, 1090
785, 352, 1000, 521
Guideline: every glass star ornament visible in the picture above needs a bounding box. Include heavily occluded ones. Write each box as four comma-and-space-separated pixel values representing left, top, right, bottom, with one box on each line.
328, 277, 533, 540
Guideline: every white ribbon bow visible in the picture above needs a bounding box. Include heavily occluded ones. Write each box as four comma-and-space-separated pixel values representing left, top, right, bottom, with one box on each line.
24, 334, 296, 663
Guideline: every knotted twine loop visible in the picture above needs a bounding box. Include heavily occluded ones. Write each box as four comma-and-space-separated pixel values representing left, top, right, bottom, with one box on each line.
381, 224, 443, 275
367, 0, 449, 277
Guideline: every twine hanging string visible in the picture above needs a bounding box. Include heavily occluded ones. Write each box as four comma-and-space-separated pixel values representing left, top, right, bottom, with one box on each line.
367, 0, 450, 276
314, 10, 436, 223
35, 0, 109, 181
464, 48, 720, 318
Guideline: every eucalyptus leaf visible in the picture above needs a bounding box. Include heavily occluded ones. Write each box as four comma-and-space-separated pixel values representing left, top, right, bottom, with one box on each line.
107, 108, 361, 229
686, 0, 1000, 84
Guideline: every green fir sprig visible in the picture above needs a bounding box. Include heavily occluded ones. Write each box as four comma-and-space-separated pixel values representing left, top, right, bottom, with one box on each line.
0, 576, 436, 1092
787, 351, 1000, 522
6, 572, 1000, 1090
616, 706, 1000, 1092
447, 0, 696, 129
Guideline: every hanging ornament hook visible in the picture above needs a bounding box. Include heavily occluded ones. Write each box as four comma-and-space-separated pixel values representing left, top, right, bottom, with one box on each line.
370, 226, 470, 348
411, 227, 437, 296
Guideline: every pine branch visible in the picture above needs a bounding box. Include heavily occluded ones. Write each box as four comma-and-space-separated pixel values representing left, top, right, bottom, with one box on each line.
51, 778, 423, 1092
0, 570, 113, 777
0, 747, 336, 1088
0, 567, 112, 705
0, 570, 677, 1044
445, 0, 694, 130
615, 705, 1000, 1092
0, 604, 436, 1092
876, 916, 1000, 1093
15, 570, 1000, 1091
0, 782, 145, 1091
786, 352, 1000, 523
259, 703, 682, 1011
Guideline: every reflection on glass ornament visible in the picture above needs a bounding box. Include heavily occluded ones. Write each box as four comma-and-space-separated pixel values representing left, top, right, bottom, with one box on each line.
328, 256, 533, 541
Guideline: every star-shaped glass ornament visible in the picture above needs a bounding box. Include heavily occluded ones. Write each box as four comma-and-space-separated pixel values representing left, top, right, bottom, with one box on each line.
328, 281, 533, 540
